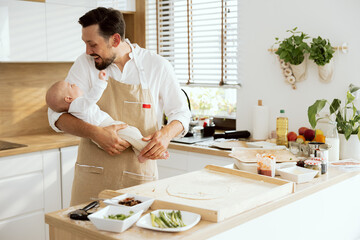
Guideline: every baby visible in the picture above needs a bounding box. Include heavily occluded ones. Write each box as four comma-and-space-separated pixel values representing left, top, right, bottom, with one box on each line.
46, 71, 169, 162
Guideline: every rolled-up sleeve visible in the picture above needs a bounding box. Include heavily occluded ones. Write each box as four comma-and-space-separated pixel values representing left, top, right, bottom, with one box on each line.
161, 61, 191, 137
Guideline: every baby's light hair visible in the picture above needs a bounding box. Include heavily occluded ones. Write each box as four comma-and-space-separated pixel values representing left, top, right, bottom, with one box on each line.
46, 81, 70, 112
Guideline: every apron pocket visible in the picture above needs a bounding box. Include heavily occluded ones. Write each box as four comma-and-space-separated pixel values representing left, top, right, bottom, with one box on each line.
122, 101, 152, 127
121, 170, 155, 189
76, 163, 104, 174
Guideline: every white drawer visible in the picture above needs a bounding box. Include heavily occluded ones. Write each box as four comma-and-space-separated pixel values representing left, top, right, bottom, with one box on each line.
187, 152, 234, 172
0, 152, 43, 179
158, 166, 186, 180
0, 172, 44, 220
0, 210, 45, 240
158, 149, 188, 170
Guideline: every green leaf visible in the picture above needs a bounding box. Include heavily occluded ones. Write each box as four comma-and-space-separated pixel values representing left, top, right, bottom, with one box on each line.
344, 124, 353, 140
349, 84, 360, 93
329, 99, 341, 114
346, 91, 355, 104
308, 100, 327, 129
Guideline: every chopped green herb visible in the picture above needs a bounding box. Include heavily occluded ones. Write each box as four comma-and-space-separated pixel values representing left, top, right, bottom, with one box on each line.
105, 211, 134, 220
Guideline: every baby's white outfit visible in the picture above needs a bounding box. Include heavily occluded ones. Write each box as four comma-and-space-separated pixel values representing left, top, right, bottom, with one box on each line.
68, 79, 148, 156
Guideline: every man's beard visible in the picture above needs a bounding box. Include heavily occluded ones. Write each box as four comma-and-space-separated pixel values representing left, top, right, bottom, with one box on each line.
92, 54, 116, 70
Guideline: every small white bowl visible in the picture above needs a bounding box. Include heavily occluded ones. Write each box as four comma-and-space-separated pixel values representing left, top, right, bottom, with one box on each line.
88, 206, 143, 233
277, 166, 318, 183
103, 193, 154, 212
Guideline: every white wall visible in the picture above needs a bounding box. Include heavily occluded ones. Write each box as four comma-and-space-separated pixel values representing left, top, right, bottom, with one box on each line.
236, 0, 360, 135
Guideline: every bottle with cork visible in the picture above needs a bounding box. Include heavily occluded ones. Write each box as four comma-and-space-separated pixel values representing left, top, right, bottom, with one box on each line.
276, 109, 288, 147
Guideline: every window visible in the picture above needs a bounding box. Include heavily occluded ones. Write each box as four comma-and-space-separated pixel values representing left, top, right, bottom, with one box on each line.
146, 0, 238, 118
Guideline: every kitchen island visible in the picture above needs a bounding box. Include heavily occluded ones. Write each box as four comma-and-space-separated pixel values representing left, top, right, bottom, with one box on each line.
45, 165, 360, 240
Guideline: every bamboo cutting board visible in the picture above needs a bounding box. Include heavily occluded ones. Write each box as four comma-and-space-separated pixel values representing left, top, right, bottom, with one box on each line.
229, 149, 299, 163
99, 165, 294, 222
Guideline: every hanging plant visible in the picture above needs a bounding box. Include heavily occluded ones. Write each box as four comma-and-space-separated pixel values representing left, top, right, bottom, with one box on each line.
309, 36, 335, 66
274, 27, 310, 65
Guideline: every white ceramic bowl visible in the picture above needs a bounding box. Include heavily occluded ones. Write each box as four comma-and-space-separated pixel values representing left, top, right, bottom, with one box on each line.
277, 166, 318, 183
103, 193, 154, 212
88, 206, 143, 233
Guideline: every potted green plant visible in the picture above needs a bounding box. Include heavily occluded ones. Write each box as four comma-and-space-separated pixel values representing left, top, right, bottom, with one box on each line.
275, 27, 310, 82
309, 36, 335, 83
308, 84, 360, 160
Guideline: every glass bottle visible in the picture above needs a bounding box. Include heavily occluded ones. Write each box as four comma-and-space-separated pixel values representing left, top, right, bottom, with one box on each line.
316, 119, 339, 162
276, 109, 288, 147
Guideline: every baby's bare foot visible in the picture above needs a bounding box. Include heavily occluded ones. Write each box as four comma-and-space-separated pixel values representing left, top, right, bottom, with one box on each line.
162, 151, 170, 159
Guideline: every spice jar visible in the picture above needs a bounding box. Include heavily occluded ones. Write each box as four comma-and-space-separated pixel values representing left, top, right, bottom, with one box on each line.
304, 160, 322, 178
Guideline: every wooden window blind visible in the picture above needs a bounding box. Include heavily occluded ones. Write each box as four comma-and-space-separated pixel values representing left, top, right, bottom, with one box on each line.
146, 0, 239, 86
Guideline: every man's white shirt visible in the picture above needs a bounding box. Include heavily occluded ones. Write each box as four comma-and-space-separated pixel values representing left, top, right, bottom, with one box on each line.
48, 42, 190, 137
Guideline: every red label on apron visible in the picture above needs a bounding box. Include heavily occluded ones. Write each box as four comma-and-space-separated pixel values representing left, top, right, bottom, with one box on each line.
142, 104, 151, 108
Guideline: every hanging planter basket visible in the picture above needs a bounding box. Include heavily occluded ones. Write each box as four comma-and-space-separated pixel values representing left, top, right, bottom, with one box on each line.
318, 59, 334, 83
290, 58, 307, 82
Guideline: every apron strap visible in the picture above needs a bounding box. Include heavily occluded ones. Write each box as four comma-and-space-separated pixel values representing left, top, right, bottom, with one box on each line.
125, 39, 148, 89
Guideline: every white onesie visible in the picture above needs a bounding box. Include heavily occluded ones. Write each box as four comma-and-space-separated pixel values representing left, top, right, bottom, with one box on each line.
68, 78, 149, 157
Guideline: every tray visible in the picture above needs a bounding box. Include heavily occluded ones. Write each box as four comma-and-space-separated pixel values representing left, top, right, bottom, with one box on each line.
99, 165, 294, 222
229, 148, 299, 163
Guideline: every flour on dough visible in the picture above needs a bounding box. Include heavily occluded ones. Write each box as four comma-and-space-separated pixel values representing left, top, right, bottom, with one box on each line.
166, 184, 230, 200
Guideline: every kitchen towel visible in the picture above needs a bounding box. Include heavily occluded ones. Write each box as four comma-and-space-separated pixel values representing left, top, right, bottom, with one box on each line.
252, 100, 269, 140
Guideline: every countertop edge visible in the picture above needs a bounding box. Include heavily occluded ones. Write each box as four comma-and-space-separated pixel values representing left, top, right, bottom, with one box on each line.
0, 133, 80, 157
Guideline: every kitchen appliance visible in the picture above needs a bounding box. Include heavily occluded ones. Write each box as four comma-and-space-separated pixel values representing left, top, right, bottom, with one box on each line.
213, 130, 250, 139
0, 140, 27, 151
171, 136, 213, 144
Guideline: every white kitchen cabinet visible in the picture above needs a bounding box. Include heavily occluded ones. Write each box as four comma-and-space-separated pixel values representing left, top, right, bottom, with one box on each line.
157, 148, 233, 179
45, 0, 136, 12
45, 3, 88, 61
0, 0, 47, 61
187, 151, 233, 172
60, 146, 78, 208
0, 149, 62, 240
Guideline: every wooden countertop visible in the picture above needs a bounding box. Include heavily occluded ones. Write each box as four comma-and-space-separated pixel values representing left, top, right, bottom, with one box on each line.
168, 142, 232, 158
0, 133, 230, 158
0, 133, 80, 157
45, 166, 360, 240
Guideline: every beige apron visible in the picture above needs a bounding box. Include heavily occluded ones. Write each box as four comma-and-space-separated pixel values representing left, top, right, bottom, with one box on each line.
70, 42, 158, 206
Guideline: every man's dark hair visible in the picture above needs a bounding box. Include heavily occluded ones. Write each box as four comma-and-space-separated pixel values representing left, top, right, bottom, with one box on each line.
79, 7, 126, 40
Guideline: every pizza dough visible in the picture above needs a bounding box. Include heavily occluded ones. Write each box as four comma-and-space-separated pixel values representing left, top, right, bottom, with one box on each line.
166, 184, 230, 200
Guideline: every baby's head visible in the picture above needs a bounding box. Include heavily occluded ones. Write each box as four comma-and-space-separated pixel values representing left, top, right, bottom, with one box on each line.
46, 80, 83, 112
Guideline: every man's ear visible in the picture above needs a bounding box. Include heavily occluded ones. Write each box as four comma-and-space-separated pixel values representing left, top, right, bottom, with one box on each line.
64, 96, 73, 103
111, 33, 121, 47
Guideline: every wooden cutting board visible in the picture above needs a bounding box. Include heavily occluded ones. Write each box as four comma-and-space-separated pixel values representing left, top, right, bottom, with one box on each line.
99, 165, 294, 222
229, 149, 299, 163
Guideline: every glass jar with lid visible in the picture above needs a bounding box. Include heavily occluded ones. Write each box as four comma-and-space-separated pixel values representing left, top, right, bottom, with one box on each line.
304, 160, 322, 178
316, 117, 339, 162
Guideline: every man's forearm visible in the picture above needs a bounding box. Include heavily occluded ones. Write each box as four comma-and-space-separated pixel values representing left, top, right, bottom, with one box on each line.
162, 120, 184, 139
55, 113, 99, 139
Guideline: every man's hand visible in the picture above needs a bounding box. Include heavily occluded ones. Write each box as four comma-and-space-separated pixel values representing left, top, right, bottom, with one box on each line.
91, 124, 131, 155
139, 120, 184, 160
140, 129, 172, 159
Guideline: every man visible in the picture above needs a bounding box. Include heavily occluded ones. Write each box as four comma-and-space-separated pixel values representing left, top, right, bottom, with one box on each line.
48, 7, 190, 205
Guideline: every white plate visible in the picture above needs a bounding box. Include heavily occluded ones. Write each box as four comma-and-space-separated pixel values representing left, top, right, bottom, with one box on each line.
136, 209, 201, 232
103, 193, 154, 212
330, 159, 360, 172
